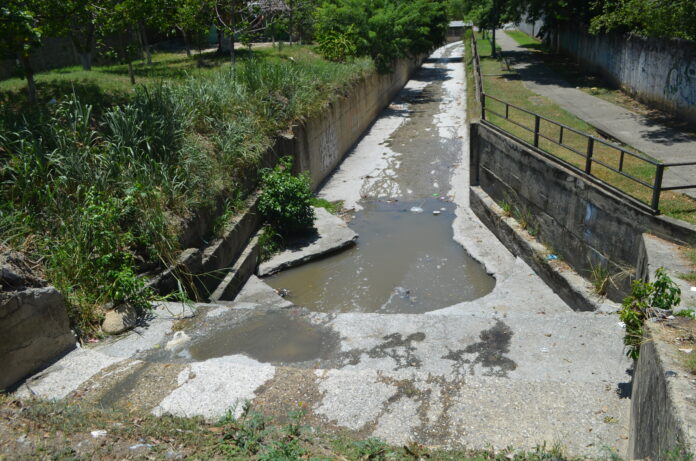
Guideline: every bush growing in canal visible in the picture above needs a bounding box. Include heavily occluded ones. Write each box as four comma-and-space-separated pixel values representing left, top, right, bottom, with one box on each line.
258, 157, 315, 236
620, 267, 681, 359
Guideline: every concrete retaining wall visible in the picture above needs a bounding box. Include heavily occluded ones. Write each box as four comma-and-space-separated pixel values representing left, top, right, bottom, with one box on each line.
470, 122, 696, 301
558, 29, 696, 125
0, 288, 75, 391
150, 56, 423, 301
629, 322, 696, 459
514, 19, 696, 125
285, 57, 423, 189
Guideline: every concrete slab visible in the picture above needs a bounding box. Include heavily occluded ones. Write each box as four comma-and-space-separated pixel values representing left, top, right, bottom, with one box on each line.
233, 275, 293, 308
258, 207, 357, 276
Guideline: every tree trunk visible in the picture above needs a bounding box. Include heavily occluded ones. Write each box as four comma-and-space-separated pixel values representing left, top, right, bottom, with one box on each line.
127, 60, 136, 85
71, 24, 95, 71
217, 29, 223, 53
141, 25, 152, 65
79, 52, 92, 71
230, 6, 236, 65
288, 7, 294, 45
180, 28, 192, 57
491, 28, 497, 58
19, 53, 37, 104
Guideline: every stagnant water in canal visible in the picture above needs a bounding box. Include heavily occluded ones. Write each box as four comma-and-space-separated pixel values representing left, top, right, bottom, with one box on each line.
265, 42, 495, 314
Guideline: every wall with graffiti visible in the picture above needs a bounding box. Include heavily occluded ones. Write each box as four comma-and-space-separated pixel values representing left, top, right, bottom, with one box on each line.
556, 28, 696, 124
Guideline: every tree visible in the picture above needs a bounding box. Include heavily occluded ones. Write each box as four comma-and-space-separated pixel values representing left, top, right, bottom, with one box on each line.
41, 0, 100, 70
95, 0, 140, 84
214, 0, 281, 64
315, 0, 446, 72
0, 1, 42, 103
590, 0, 696, 40
517, 0, 596, 51
174, 0, 214, 61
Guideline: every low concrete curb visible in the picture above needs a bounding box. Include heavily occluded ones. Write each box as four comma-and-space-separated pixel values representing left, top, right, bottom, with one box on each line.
629, 322, 696, 459
470, 185, 616, 312
258, 207, 358, 277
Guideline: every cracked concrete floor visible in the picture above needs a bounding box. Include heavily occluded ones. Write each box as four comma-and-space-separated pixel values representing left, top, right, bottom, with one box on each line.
16, 42, 632, 457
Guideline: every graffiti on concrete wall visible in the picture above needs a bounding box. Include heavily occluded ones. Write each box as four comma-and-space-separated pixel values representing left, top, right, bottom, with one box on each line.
320, 121, 339, 174
665, 61, 696, 107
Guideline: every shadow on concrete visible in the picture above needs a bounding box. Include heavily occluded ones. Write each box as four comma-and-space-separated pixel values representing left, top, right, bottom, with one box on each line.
498, 47, 696, 147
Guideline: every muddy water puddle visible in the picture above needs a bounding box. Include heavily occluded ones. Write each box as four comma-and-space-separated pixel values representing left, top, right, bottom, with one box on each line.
143, 309, 338, 365
266, 199, 495, 313
186, 310, 336, 363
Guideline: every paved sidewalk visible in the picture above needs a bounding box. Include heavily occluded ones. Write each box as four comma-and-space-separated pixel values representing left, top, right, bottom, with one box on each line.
496, 31, 696, 200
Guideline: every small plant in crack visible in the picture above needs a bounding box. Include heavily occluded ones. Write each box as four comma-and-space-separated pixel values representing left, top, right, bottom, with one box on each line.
512, 205, 533, 231
589, 260, 611, 296
499, 200, 512, 217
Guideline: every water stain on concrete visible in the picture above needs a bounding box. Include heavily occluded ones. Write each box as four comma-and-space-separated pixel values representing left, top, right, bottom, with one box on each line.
443, 320, 517, 377
340, 332, 427, 369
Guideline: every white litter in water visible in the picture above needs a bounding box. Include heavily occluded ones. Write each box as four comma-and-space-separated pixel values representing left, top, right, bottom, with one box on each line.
410, 206, 424, 213
433, 210, 441, 216
440, 207, 446, 211
691, 287, 696, 292
433, 182, 439, 188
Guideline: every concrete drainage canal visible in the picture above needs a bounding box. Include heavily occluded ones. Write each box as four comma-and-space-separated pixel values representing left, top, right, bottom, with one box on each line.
152, 40, 496, 366
19, 41, 633, 456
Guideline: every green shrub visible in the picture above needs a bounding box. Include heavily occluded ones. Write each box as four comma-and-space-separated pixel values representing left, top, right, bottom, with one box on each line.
315, 0, 447, 73
258, 157, 315, 235
316, 26, 360, 62
620, 267, 681, 359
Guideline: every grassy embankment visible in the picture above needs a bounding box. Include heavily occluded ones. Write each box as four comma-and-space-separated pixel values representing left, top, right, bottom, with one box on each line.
0, 46, 373, 338
466, 30, 696, 225
0, 395, 610, 460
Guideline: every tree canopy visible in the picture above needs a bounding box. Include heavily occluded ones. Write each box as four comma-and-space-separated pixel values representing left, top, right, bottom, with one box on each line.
462, 0, 695, 41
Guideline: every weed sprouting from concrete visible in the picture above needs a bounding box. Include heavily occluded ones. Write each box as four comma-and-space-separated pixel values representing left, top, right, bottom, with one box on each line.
589, 260, 611, 296
620, 267, 681, 359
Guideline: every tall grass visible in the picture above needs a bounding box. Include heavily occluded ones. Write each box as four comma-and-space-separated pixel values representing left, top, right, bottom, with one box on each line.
0, 54, 372, 338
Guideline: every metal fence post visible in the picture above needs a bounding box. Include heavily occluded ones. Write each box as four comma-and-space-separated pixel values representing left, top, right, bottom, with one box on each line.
651, 164, 665, 212
533, 115, 540, 147
585, 137, 594, 174
481, 94, 486, 121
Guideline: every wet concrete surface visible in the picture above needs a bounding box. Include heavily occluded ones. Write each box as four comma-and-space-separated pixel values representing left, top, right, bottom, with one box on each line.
186, 310, 336, 363
139, 307, 339, 366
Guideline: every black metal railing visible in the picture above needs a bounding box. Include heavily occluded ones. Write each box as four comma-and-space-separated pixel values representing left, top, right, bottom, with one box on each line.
468, 28, 696, 213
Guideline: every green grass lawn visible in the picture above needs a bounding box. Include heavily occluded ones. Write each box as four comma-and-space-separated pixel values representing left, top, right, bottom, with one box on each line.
0, 45, 372, 115
469, 31, 696, 224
